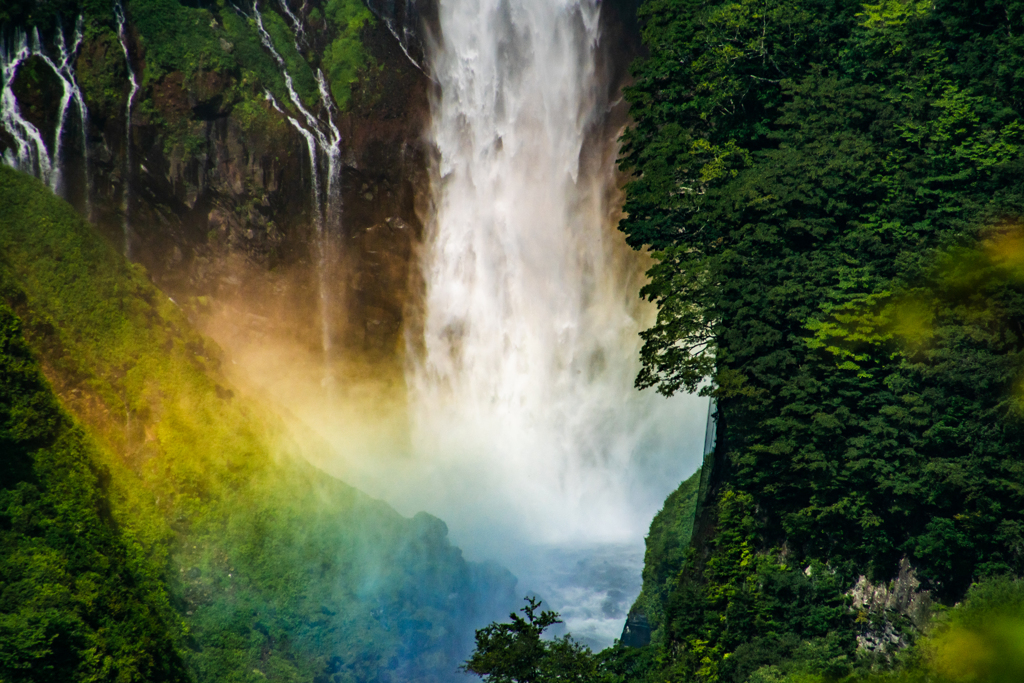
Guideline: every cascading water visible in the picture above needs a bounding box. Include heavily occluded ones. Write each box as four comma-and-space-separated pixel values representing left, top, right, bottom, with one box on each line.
400, 0, 706, 646
1, 20, 89, 204
0, 33, 53, 186
35, 21, 89, 204
251, 1, 342, 389
115, 1, 138, 258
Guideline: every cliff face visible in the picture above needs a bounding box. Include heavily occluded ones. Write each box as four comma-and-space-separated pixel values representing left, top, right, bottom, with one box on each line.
2, 0, 433, 366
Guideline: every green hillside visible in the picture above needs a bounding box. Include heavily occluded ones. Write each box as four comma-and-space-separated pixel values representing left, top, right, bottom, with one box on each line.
0, 165, 514, 683
0, 300, 187, 682
625, 470, 700, 645
606, 0, 1024, 681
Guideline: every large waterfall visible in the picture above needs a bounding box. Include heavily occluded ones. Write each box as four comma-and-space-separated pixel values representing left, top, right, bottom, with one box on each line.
0, 0, 707, 651
406, 0, 704, 556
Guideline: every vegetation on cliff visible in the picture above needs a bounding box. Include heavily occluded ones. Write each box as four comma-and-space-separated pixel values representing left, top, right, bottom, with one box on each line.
598, 0, 1024, 680
0, 301, 187, 682
0, 165, 514, 682
2, 0, 374, 111
628, 470, 700, 642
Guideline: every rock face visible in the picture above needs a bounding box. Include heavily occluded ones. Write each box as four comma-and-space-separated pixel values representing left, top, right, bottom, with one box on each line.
848, 557, 933, 626
364, 0, 439, 69
2, 0, 647, 377
2, 0, 436, 366
847, 557, 933, 659
621, 608, 652, 647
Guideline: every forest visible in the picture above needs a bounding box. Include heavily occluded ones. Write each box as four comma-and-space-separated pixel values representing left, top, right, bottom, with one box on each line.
5, 0, 1024, 682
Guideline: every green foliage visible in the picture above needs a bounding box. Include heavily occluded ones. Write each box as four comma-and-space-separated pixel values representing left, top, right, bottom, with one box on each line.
656, 491, 859, 683
258, 7, 318, 107
123, 0, 318, 107
620, 0, 1024, 680
126, 0, 232, 82
750, 576, 1024, 683
464, 597, 597, 683
75, 26, 129, 118
231, 90, 287, 140
219, 8, 291, 105
629, 469, 700, 640
622, 0, 1024, 587
0, 302, 187, 682
0, 0, 108, 32
0, 166, 514, 682
320, 0, 375, 111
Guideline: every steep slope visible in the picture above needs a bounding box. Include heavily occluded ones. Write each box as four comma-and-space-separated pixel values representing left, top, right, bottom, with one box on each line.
0, 165, 516, 682
614, 1, 1024, 681
0, 301, 187, 682
621, 470, 699, 647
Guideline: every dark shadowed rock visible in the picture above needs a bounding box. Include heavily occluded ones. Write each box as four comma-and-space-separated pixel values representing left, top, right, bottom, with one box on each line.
621, 608, 651, 647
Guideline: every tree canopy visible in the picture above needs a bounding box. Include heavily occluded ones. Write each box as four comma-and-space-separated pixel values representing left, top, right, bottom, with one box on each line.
463, 598, 596, 683
615, 0, 1024, 679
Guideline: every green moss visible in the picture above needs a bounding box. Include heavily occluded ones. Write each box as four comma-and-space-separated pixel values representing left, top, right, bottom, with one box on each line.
76, 27, 128, 118
260, 7, 318, 107
127, 0, 231, 83
232, 89, 287, 140
217, 7, 320, 113
320, 0, 375, 111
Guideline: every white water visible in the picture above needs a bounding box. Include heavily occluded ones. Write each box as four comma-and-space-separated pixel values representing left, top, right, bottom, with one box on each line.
115, 1, 139, 258
396, 0, 706, 558
35, 21, 89, 205
1, 33, 52, 185
252, 1, 342, 385
1, 22, 88, 201
276, 0, 306, 44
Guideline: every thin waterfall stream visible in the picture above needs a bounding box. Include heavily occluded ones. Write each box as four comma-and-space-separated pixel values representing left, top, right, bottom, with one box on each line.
1, 21, 89, 205
251, 0, 342, 390
1, 33, 54, 188
114, 1, 138, 258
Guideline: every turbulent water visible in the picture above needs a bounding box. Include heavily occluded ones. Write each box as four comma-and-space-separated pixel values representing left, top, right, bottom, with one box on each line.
404, 0, 707, 558
513, 542, 646, 650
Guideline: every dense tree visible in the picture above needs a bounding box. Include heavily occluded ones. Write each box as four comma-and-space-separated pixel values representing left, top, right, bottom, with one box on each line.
0, 302, 188, 682
617, 0, 1024, 680
463, 598, 596, 683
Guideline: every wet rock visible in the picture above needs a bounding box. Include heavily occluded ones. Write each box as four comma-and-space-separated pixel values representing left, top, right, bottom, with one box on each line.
621, 608, 651, 647
847, 557, 933, 661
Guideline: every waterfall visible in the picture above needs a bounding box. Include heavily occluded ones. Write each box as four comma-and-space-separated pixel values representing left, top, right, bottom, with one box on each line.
252, 1, 342, 389
115, 0, 138, 258
406, 0, 704, 550
1, 21, 88, 203
276, 0, 306, 44
34, 21, 89, 204
0, 33, 53, 186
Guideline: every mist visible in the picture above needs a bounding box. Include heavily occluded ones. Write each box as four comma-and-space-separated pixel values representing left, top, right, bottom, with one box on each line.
193, 0, 708, 651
